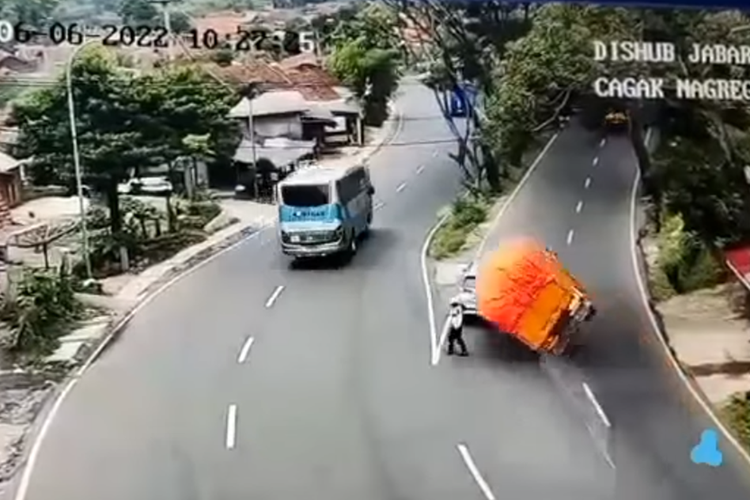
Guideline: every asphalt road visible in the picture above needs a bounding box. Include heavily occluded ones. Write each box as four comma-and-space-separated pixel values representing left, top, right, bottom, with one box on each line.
19, 81, 733, 500
19, 81, 609, 500
472, 121, 750, 499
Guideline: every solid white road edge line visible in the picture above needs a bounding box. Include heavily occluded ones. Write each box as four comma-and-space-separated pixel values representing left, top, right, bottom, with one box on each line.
427, 132, 561, 366
566, 229, 574, 245
396, 182, 407, 193
584, 177, 591, 189
13, 99, 408, 500
629, 166, 750, 467
457, 444, 496, 500
237, 336, 255, 364
582, 382, 611, 428
12, 227, 269, 500
575, 200, 583, 213
264, 285, 285, 308
225, 404, 238, 449
422, 213, 452, 365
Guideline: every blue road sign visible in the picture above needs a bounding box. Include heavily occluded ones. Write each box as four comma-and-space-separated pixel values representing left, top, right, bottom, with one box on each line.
449, 83, 479, 118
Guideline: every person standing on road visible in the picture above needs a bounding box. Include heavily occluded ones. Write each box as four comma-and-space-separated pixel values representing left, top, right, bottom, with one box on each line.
446, 298, 468, 356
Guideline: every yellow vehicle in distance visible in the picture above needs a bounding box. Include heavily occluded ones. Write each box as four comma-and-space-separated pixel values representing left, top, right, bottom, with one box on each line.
604, 110, 629, 131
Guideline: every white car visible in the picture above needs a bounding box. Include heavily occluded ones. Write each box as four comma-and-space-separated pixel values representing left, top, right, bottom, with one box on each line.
118, 177, 173, 196
456, 262, 479, 317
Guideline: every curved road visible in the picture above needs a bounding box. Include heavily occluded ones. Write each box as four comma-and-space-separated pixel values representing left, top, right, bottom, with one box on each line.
16, 82, 737, 500
468, 122, 750, 499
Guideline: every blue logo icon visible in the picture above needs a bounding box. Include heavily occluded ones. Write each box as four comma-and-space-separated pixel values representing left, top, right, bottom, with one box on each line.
691, 429, 723, 467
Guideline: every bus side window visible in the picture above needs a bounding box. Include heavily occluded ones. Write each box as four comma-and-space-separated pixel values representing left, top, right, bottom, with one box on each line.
337, 177, 355, 204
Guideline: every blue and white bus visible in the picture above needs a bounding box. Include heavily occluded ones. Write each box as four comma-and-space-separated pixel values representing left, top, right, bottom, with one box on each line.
276, 162, 375, 259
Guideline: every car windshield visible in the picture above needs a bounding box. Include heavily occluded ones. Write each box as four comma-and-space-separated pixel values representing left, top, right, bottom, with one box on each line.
281, 185, 330, 207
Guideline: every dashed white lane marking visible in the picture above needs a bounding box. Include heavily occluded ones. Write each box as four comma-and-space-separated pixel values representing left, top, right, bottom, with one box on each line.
396, 182, 407, 193
592, 156, 599, 166
374, 201, 385, 211
599, 137, 606, 147
265, 285, 285, 308
225, 404, 238, 449
457, 444, 496, 500
237, 336, 255, 363
582, 382, 611, 428
584, 177, 591, 189
432, 150, 438, 157
582, 382, 615, 468
416, 165, 425, 175
566, 229, 574, 245
575, 200, 583, 214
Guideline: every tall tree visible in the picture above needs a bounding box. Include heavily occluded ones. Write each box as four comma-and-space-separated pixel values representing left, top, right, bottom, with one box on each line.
13, 48, 149, 237
327, 39, 401, 126
118, 0, 158, 25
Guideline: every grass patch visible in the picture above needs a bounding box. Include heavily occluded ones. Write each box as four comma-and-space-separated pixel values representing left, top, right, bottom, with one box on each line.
722, 394, 750, 451
430, 195, 492, 260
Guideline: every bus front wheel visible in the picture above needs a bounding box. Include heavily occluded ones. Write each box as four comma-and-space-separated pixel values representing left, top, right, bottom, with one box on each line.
347, 232, 358, 256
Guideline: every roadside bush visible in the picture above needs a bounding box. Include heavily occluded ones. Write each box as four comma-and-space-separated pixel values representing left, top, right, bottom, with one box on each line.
649, 264, 676, 302
723, 394, 750, 451
174, 198, 221, 230
430, 195, 490, 260
656, 212, 726, 295
0, 268, 83, 356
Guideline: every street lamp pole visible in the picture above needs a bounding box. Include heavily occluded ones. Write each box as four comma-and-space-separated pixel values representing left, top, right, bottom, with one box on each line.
66, 38, 99, 281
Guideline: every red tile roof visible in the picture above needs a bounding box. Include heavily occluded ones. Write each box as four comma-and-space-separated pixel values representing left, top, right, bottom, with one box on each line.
210, 58, 341, 101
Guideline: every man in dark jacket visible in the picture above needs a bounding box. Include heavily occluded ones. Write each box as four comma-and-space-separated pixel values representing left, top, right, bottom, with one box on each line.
446, 298, 468, 356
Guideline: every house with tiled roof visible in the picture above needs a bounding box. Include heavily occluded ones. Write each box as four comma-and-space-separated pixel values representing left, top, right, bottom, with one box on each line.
221, 55, 364, 185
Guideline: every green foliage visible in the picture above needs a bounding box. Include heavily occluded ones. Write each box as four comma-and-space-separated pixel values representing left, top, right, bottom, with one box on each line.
212, 48, 234, 66
655, 213, 726, 297
652, 132, 750, 247
118, 0, 158, 25
430, 196, 490, 260
0, 268, 83, 356
13, 52, 239, 241
484, 5, 636, 166
723, 394, 750, 451
315, 3, 400, 55
328, 40, 401, 126
0, 0, 59, 28
174, 198, 221, 230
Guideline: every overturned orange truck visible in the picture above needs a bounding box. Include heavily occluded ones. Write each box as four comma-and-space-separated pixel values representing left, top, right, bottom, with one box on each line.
476, 238, 596, 355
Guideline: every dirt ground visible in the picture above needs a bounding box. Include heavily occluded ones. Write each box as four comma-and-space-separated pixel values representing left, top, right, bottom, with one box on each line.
644, 235, 750, 404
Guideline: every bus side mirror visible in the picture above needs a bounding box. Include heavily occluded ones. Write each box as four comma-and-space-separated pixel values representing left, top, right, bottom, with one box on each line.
368, 186, 375, 195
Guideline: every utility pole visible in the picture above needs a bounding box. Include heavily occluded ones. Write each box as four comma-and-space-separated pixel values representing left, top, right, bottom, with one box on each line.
242, 83, 259, 199
248, 97, 258, 198
149, 0, 175, 61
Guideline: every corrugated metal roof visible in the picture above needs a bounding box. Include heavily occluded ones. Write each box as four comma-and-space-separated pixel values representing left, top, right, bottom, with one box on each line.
233, 138, 315, 167
0, 151, 19, 173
